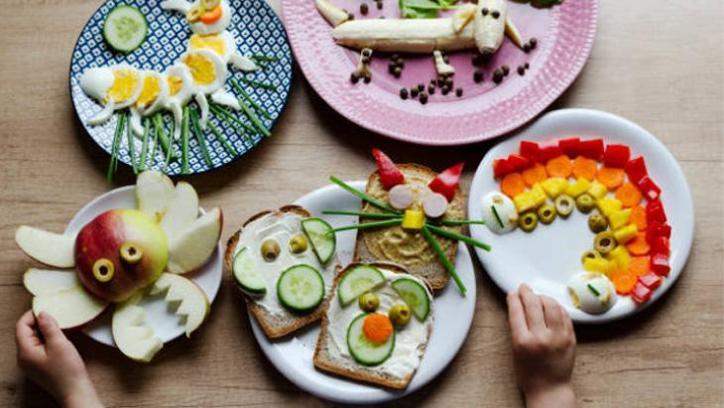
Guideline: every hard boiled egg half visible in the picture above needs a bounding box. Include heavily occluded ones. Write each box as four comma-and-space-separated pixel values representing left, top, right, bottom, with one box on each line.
481, 191, 518, 234
188, 31, 258, 71
129, 70, 169, 136
567, 272, 617, 315
80, 64, 144, 125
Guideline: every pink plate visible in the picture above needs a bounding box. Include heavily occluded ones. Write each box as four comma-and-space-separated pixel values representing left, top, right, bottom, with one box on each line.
281, 0, 598, 145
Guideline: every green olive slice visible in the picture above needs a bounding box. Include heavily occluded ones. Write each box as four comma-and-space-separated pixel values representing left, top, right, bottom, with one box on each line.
537, 204, 556, 225
576, 194, 596, 214
519, 212, 538, 232
555, 195, 575, 218
588, 213, 608, 233
594, 231, 617, 254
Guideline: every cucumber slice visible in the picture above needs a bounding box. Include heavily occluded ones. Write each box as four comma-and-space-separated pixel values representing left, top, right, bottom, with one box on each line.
232, 247, 266, 296
392, 278, 430, 321
301, 218, 336, 265
337, 265, 385, 306
347, 313, 395, 366
276, 265, 325, 312
103, 6, 148, 53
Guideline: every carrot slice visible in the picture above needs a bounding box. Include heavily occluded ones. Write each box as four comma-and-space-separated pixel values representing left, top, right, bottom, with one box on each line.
629, 205, 647, 230
522, 163, 548, 187
596, 166, 625, 190
362, 314, 393, 343
201, 5, 223, 24
628, 256, 651, 277
626, 232, 650, 255
545, 155, 573, 178
615, 182, 642, 208
612, 270, 637, 295
501, 172, 526, 198
572, 156, 597, 181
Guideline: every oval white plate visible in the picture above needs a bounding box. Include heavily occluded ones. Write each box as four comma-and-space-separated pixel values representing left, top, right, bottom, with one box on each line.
64, 186, 223, 346
248, 181, 477, 404
469, 109, 694, 324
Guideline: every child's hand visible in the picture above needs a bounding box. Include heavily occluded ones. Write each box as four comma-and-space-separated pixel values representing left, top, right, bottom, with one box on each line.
15, 310, 103, 408
507, 284, 576, 408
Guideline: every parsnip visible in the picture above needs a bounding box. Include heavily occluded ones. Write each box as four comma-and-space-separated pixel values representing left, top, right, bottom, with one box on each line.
315, 0, 350, 27
505, 17, 524, 49
433, 50, 455, 76
474, 0, 507, 56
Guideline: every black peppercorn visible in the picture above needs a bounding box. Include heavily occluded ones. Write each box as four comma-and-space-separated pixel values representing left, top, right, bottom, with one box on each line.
529, 37, 538, 49
517, 66, 525, 76
491, 10, 500, 19
360, 3, 368, 15
350, 73, 359, 84
411, 88, 419, 98
400, 88, 408, 100
481, 7, 489, 15
473, 70, 484, 83
428, 84, 436, 94
363, 75, 371, 84
419, 92, 428, 104
502, 65, 510, 76
455, 88, 463, 97
492, 69, 504, 84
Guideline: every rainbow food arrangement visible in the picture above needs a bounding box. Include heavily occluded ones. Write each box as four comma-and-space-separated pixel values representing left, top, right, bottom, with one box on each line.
14, 171, 222, 361
487, 137, 671, 314
79, 0, 278, 178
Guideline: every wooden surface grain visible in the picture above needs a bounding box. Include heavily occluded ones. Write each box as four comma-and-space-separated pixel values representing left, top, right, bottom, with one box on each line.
1, 0, 722, 406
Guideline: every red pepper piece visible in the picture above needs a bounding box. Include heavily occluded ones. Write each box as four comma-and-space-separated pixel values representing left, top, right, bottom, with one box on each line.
429, 162, 464, 202
637, 176, 661, 201
652, 236, 670, 257
631, 281, 652, 303
625, 156, 648, 184
493, 158, 513, 179
519, 141, 540, 162
371, 148, 404, 190
507, 154, 532, 172
638, 271, 662, 290
646, 200, 667, 224
579, 139, 605, 160
538, 145, 564, 163
646, 222, 672, 243
603, 144, 631, 168
651, 253, 670, 276
558, 137, 581, 158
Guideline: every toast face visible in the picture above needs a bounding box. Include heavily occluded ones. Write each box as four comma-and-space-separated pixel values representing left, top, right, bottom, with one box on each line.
354, 164, 466, 290
313, 262, 434, 390
225, 206, 340, 339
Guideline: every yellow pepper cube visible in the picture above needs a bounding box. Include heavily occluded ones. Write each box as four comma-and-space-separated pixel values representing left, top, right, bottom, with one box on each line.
514, 191, 537, 213
566, 178, 592, 198
401, 209, 425, 230
531, 183, 547, 207
608, 209, 632, 230
597, 198, 623, 217
588, 181, 608, 200
541, 177, 568, 198
613, 225, 638, 244
583, 257, 610, 275
608, 245, 630, 271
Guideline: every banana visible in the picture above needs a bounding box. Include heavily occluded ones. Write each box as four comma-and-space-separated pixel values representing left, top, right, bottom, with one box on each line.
433, 50, 455, 76
474, 0, 507, 57
505, 17, 524, 49
315, 0, 351, 27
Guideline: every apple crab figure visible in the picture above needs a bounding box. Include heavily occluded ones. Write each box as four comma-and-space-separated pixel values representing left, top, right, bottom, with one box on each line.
14, 171, 222, 362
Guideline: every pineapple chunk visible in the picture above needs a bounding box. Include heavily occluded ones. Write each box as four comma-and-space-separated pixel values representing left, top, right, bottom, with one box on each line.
514, 191, 537, 213
583, 257, 612, 276
541, 177, 568, 198
608, 245, 630, 271
531, 183, 547, 207
401, 209, 425, 230
588, 181, 608, 200
613, 225, 638, 244
566, 178, 592, 198
608, 209, 632, 230
597, 198, 622, 217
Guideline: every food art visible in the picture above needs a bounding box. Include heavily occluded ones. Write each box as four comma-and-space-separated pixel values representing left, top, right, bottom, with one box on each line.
14, 171, 222, 361
487, 138, 671, 313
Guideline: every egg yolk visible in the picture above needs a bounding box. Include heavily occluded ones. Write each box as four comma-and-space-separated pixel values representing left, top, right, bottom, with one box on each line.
167, 75, 184, 97
183, 53, 217, 85
136, 75, 161, 107
107, 69, 140, 103
189, 33, 226, 57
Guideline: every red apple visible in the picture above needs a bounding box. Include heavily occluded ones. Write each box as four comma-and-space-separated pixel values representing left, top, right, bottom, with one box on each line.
75, 209, 168, 303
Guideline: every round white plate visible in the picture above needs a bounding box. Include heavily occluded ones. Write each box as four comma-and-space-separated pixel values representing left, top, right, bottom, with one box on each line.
64, 186, 223, 346
469, 109, 694, 324
248, 181, 477, 404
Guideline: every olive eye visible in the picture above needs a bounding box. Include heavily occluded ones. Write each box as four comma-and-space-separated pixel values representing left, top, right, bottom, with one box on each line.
92, 258, 115, 282
288, 234, 308, 254
120, 242, 143, 264
260, 239, 281, 262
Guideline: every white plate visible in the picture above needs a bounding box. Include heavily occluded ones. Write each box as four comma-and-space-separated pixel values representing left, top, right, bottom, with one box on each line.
64, 186, 223, 346
248, 181, 477, 404
469, 109, 694, 324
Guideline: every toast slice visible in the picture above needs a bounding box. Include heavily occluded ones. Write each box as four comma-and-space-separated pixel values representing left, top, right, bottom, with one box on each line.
354, 163, 466, 290
225, 205, 339, 339
313, 262, 433, 390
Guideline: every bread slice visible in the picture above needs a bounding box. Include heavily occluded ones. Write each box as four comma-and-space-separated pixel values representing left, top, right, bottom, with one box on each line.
353, 163, 467, 291
313, 262, 433, 390
225, 205, 339, 339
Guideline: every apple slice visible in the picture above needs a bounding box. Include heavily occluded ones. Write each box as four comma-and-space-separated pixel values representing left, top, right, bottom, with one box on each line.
24, 268, 78, 296
112, 293, 163, 362
32, 285, 108, 330
150, 273, 209, 337
15, 226, 75, 268
167, 208, 222, 274
136, 171, 175, 222
160, 181, 199, 240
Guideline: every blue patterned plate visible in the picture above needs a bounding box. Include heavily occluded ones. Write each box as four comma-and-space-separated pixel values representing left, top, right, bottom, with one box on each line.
70, 0, 293, 176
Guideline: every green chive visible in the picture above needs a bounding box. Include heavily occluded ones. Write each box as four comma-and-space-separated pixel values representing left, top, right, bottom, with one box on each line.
329, 176, 399, 213
230, 79, 273, 120
210, 104, 256, 134
240, 77, 277, 92
106, 114, 125, 182
421, 226, 466, 295
207, 121, 238, 156
426, 224, 491, 252
587, 284, 601, 297
491, 205, 505, 229
329, 218, 403, 233
238, 97, 271, 137
252, 54, 279, 62
149, 120, 159, 164
321, 210, 399, 220
181, 106, 190, 174
153, 114, 176, 161
138, 119, 150, 171
189, 108, 213, 167
440, 219, 486, 226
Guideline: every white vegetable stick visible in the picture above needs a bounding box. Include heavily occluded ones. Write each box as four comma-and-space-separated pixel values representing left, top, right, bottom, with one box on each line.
433, 50, 455, 76
505, 17, 524, 49
315, 0, 351, 27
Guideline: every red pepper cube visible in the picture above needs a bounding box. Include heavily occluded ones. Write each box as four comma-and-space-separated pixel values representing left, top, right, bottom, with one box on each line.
519, 141, 540, 162
429, 162, 464, 202
625, 156, 648, 184
631, 282, 652, 304
538, 145, 564, 163
638, 271, 662, 290
579, 139, 605, 160
652, 236, 670, 257
603, 144, 631, 168
646, 199, 667, 224
371, 148, 405, 189
646, 222, 672, 244
651, 253, 671, 276
637, 176, 661, 201
493, 158, 513, 179
507, 154, 532, 172
558, 137, 581, 158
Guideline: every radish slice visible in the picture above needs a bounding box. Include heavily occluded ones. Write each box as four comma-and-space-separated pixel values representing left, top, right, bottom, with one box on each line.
389, 184, 413, 210
423, 193, 448, 218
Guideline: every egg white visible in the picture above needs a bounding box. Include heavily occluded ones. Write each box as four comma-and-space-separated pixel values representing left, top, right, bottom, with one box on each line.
80, 63, 144, 125
481, 191, 518, 234
162, 64, 194, 139
567, 272, 617, 315
129, 70, 170, 136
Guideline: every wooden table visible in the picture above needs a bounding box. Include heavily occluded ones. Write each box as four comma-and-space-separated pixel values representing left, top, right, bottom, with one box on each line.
1, 0, 722, 406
